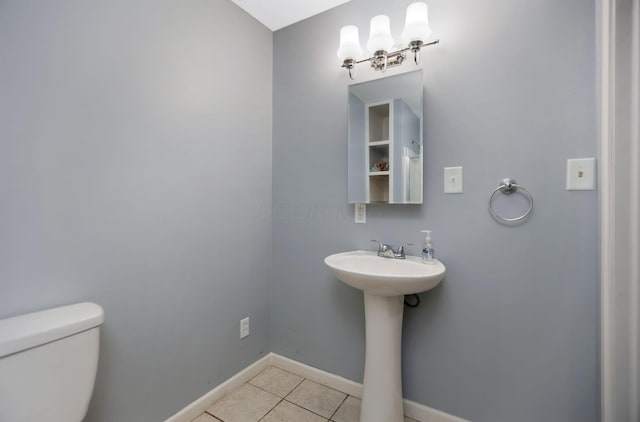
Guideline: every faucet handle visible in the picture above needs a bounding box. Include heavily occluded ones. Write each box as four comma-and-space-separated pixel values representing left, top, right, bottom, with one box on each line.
372, 239, 390, 256
394, 243, 413, 259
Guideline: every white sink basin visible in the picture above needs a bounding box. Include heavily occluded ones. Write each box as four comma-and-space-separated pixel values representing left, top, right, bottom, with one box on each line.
324, 250, 446, 422
324, 250, 445, 297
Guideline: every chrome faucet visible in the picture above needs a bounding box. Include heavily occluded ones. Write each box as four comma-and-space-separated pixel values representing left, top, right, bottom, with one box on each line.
371, 239, 408, 259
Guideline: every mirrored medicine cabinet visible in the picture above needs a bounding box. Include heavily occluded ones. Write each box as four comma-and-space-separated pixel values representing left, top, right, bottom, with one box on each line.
347, 70, 423, 204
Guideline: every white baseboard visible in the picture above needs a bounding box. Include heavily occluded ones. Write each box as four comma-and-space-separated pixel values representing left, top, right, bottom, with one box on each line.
402, 398, 470, 422
166, 352, 469, 422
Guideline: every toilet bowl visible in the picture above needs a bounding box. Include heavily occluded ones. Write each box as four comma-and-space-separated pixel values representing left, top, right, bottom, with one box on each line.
0, 302, 104, 422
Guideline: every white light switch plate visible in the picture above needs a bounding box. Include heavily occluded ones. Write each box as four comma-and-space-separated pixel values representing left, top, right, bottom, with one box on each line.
355, 203, 366, 223
444, 166, 463, 193
566, 158, 595, 190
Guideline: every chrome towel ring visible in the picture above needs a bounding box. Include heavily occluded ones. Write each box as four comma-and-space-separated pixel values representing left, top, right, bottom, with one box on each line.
489, 178, 534, 223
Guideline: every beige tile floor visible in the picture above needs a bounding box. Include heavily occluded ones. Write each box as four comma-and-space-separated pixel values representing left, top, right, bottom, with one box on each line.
192, 366, 420, 422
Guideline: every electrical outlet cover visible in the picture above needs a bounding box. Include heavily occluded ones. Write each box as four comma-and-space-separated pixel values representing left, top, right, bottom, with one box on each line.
240, 317, 250, 339
566, 158, 595, 190
355, 203, 366, 223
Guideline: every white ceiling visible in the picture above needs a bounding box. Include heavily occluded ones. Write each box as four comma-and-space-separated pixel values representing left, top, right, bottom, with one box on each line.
231, 0, 352, 31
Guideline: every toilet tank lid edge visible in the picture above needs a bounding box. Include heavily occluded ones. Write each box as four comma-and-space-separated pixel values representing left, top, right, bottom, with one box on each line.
0, 302, 104, 358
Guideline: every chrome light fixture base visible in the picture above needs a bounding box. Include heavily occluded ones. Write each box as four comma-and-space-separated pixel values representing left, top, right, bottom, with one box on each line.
371, 50, 390, 72
343, 39, 439, 80
409, 40, 424, 64
341, 58, 358, 79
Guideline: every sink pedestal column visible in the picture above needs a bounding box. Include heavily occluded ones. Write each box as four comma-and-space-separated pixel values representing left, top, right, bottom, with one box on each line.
361, 293, 404, 422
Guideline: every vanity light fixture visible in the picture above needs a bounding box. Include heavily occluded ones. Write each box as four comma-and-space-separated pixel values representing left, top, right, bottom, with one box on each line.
337, 2, 439, 80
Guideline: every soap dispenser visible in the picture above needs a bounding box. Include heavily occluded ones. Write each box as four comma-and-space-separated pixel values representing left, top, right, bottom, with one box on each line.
420, 230, 435, 263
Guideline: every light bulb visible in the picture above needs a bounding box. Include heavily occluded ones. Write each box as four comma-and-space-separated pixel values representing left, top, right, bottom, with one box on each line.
366, 15, 394, 53
401, 2, 432, 44
337, 25, 363, 61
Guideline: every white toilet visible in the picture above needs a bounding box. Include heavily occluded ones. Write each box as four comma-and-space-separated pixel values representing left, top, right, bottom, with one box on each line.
0, 302, 104, 422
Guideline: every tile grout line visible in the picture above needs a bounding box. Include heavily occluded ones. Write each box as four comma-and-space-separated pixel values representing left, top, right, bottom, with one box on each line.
328, 394, 350, 421
256, 396, 285, 422
278, 370, 306, 398
281, 377, 349, 421
248, 365, 305, 400
203, 377, 284, 422
203, 409, 224, 421
203, 409, 222, 421
250, 367, 308, 420
252, 369, 331, 421
282, 397, 334, 420
245, 365, 287, 422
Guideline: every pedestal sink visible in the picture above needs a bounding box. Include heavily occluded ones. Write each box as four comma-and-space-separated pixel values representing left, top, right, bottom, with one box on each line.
324, 250, 446, 422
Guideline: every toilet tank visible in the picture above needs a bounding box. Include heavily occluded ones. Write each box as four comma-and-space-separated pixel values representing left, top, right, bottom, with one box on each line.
0, 302, 104, 422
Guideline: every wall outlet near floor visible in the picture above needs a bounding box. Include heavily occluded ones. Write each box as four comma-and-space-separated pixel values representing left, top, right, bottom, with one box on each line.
566, 158, 595, 190
355, 203, 366, 223
240, 317, 250, 339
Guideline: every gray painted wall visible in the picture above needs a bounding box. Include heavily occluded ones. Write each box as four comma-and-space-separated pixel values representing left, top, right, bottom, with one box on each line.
272, 0, 598, 421
0, 1, 272, 421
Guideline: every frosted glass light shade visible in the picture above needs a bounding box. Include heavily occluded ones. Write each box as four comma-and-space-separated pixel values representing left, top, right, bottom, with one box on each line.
366, 15, 394, 53
337, 25, 363, 61
401, 2, 432, 44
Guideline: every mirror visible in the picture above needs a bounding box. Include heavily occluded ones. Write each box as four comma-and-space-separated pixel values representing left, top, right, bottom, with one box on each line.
347, 70, 423, 204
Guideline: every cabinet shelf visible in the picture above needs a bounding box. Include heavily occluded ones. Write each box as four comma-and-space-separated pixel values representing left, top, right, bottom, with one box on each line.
369, 140, 390, 146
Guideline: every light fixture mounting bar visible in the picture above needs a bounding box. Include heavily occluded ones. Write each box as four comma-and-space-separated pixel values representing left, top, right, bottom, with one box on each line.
341, 39, 439, 78
352, 38, 439, 66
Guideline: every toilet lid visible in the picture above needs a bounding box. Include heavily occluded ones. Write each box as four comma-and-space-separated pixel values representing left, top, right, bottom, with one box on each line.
0, 302, 104, 358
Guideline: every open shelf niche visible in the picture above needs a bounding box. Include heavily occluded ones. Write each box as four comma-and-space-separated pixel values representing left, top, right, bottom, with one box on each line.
367, 102, 392, 202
